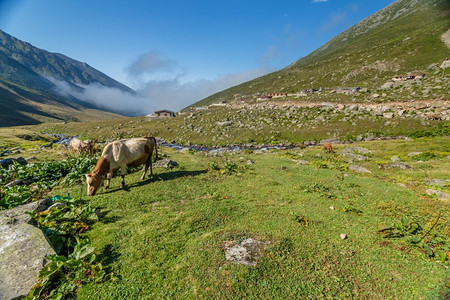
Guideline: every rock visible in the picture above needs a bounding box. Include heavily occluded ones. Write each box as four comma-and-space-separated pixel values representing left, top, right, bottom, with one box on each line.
340, 234, 348, 240
319, 138, 342, 145
246, 159, 254, 165
0, 199, 54, 300
425, 179, 448, 188
408, 152, 422, 157
381, 82, 394, 89
372, 93, 380, 98
153, 159, 179, 169
390, 156, 400, 162
380, 162, 413, 170
342, 147, 372, 155
279, 166, 287, 171
425, 189, 450, 200
0, 157, 28, 168
383, 112, 395, 119
216, 121, 233, 126
329, 206, 335, 210
223, 238, 266, 266
5, 179, 26, 188
296, 160, 310, 165
25, 156, 37, 162
349, 165, 372, 174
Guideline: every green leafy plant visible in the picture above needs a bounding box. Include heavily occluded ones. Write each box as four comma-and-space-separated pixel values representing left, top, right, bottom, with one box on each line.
26, 196, 117, 299
0, 156, 97, 209
291, 213, 312, 227
28, 237, 117, 299
379, 215, 449, 260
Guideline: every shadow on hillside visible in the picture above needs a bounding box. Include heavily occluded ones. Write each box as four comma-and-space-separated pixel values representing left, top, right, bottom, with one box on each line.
98, 209, 122, 224
101, 169, 207, 194
155, 169, 207, 181
98, 243, 121, 275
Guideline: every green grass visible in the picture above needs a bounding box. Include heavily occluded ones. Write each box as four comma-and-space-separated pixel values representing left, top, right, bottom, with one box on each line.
42, 141, 449, 299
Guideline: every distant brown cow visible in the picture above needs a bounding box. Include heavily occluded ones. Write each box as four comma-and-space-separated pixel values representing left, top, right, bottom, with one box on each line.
323, 143, 334, 153
430, 114, 442, 121
85, 137, 158, 196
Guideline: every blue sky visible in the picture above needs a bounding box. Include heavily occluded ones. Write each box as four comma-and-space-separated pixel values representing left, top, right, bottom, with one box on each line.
1, 0, 395, 112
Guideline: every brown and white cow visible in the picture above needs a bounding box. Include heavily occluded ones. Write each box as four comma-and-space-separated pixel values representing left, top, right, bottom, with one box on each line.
85, 137, 158, 196
70, 138, 97, 155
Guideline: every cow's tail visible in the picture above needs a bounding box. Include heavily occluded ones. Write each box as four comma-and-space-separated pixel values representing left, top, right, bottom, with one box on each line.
146, 136, 158, 162
152, 137, 158, 162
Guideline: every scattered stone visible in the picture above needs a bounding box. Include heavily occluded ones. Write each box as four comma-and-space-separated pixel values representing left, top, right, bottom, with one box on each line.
280, 166, 287, 171
342, 147, 372, 155
25, 156, 37, 162
424, 179, 448, 188
246, 159, 254, 165
223, 238, 266, 266
397, 183, 407, 188
340, 234, 348, 240
372, 93, 380, 98
0, 157, 28, 168
349, 165, 372, 174
296, 160, 310, 165
153, 159, 179, 169
390, 156, 400, 162
319, 138, 342, 145
408, 152, 422, 157
425, 189, 450, 200
329, 206, 335, 210
379, 162, 413, 170
0, 199, 54, 300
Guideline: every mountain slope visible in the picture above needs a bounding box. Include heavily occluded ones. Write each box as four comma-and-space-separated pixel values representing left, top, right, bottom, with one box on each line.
0, 29, 132, 126
193, 0, 450, 107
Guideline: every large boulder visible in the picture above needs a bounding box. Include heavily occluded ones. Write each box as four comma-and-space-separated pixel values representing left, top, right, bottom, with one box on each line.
0, 199, 54, 300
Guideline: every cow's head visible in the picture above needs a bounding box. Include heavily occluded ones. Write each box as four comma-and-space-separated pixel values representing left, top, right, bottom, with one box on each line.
85, 173, 102, 196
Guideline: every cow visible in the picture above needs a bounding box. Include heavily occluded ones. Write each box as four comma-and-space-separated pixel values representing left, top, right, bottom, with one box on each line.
70, 138, 97, 155
85, 137, 158, 196
323, 143, 334, 153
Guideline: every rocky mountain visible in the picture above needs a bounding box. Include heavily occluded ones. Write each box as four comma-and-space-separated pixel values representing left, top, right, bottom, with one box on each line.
193, 0, 450, 107
0, 29, 133, 126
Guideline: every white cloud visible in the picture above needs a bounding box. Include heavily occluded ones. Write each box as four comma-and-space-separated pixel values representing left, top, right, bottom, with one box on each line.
47, 76, 156, 116
312, 0, 328, 3
139, 67, 273, 111
126, 51, 185, 82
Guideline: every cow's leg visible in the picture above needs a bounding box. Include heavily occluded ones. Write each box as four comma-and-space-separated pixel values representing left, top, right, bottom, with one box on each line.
120, 165, 127, 188
105, 172, 112, 189
141, 152, 153, 180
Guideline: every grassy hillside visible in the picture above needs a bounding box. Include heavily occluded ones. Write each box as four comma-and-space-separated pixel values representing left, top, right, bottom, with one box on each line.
194, 0, 450, 107
35, 100, 449, 147
0, 29, 133, 126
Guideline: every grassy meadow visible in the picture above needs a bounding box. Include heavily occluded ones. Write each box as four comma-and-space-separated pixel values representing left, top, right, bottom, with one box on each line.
1, 132, 446, 298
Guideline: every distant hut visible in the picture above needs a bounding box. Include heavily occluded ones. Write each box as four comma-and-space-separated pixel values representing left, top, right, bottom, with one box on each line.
154, 110, 176, 117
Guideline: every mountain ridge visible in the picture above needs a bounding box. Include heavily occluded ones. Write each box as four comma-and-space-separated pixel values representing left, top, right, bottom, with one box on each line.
192, 0, 450, 108
0, 29, 132, 126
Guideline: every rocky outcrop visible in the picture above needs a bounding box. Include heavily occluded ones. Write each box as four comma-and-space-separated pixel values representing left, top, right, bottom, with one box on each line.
0, 199, 54, 300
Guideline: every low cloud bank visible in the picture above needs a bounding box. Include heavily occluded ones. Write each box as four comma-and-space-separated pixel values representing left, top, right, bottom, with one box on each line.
47, 77, 154, 116
47, 51, 275, 116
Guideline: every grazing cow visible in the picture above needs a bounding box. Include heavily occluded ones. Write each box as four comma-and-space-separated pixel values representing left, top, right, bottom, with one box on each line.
85, 137, 158, 196
430, 114, 442, 121
323, 143, 334, 153
70, 138, 97, 155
